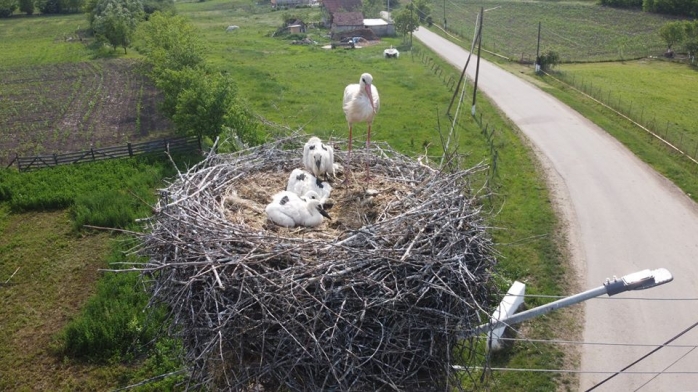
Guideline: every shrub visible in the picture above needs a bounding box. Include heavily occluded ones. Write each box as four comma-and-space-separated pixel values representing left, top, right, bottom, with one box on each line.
60, 243, 168, 362
0, 0, 18, 17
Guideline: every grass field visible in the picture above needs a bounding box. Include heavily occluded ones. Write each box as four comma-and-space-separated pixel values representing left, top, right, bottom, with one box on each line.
433, 0, 675, 62
554, 60, 698, 161
0, 1, 576, 390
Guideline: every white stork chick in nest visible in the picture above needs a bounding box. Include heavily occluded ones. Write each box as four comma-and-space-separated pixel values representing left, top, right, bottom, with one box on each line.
265, 190, 331, 228
286, 169, 333, 207
303, 136, 335, 181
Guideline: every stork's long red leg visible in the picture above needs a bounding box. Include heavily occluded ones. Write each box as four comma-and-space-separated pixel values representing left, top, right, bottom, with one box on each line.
344, 125, 354, 184
365, 123, 372, 181
348, 125, 353, 160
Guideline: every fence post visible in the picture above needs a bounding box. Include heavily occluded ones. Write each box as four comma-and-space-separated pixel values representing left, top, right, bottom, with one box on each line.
90, 148, 95, 161
15, 154, 21, 171
53, 153, 58, 166
128, 142, 133, 157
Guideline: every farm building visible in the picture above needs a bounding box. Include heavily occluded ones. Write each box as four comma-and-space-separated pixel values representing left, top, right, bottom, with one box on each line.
332, 12, 365, 34
322, 0, 362, 25
364, 18, 394, 37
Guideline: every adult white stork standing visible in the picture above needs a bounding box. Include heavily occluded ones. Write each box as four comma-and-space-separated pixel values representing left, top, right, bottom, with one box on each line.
303, 136, 335, 181
265, 190, 331, 228
343, 73, 380, 179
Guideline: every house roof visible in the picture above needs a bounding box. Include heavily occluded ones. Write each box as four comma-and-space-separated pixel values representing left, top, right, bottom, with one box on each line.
323, 0, 362, 14
333, 12, 364, 26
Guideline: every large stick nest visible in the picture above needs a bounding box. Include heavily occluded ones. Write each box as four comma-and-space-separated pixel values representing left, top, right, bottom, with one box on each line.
137, 135, 498, 391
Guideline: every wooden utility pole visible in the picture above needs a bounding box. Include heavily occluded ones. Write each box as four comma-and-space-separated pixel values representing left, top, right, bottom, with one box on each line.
535, 22, 541, 73
471, 7, 484, 116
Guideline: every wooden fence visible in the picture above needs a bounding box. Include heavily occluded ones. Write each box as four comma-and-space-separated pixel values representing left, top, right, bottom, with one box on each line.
11, 135, 201, 172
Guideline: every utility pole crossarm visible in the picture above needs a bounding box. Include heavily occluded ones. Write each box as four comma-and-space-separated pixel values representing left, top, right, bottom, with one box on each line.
466, 268, 673, 338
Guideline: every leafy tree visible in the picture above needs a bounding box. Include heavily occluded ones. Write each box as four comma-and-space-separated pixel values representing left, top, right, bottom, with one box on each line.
361, 0, 382, 18
135, 12, 206, 76
92, 0, 143, 53
0, 0, 18, 17
659, 20, 686, 49
598, 0, 642, 8
172, 70, 261, 144
394, 7, 419, 40
683, 20, 698, 59
538, 50, 561, 71
19, 0, 33, 15
141, 0, 173, 16
409, 0, 431, 23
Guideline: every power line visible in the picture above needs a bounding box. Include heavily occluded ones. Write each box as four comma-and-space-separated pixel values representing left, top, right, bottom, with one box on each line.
454, 366, 698, 375
473, 336, 698, 349
586, 320, 698, 391
634, 346, 698, 391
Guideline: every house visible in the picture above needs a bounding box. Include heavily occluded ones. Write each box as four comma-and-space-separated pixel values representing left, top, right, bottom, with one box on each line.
322, 0, 363, 25
364, 18, 394, 37
332, 12, 365, 34
322, 0, 362, 14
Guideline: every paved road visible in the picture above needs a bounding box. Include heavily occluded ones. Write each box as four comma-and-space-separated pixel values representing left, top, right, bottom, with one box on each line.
414, 28, 698, 391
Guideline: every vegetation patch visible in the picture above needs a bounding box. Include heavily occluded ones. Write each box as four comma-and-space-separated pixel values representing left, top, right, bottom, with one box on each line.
436, 0, 673, 62
0, 59, 172, 167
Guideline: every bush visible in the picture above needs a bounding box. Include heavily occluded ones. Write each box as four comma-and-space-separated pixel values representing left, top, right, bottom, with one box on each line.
538, 50, 561, 71
18, 0, 32, 14
60, 243, 168, 362
0, 0, 18, 17
70, 189, 152, 231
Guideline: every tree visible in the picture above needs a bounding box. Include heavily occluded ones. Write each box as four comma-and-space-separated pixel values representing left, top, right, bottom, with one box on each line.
0, 0, 18, 17
659, 20, 686, 50
394, 8, 418, 41
410, 0, 431, 23
92, 0, 143, 53
538, 50, 560, 71
683, 20, 698, 60
134, 12, 206, 76
166, 68, 261, 147
19, 0, 33, 15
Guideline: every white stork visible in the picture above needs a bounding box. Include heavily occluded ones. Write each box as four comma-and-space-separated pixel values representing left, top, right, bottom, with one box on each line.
265, 190, 331, 228
303, 136, 335, 181
343, 73, 380, 179
286, 168, 332, 206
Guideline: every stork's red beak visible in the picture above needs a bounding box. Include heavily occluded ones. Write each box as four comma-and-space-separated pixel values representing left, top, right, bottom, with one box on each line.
365, 83, 376, 113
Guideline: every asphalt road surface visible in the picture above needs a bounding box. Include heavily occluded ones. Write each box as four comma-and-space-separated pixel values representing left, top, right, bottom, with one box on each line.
414, 28, 698, 391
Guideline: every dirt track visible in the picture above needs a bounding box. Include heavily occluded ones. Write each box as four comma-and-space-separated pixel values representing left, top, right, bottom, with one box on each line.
415, 28, 698, 391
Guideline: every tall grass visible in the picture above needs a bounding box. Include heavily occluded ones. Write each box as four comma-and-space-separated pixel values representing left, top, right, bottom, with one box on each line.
0, 153, 200, 229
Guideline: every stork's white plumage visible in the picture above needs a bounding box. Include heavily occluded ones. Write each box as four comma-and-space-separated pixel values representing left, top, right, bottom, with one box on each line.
343, 73, 380, 155
343, 73, 380, 181
302, 137, 335, 180
265, 190, 331, 228
286, 169, 332, 205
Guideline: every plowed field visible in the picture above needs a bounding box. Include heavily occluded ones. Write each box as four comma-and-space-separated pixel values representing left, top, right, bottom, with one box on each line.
0, 59, 172, 167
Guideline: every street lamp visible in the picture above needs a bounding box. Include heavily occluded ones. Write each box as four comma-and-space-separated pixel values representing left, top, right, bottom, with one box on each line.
467, 268, 674, 338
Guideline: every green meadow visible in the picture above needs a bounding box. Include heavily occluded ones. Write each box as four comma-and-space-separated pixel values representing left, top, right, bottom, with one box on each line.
0, 0, 587, 390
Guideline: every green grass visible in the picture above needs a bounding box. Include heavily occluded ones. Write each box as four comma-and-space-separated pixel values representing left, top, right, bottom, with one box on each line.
537, 70, 698, 202
188, 2, 576, 380
0, 2, 575, 390
433, 0, 675, 62
554, 60, 698, 159
0, 14, 93, 68
0, 155, 191, 223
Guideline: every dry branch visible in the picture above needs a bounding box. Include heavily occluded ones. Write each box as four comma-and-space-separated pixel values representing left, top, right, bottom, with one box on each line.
134, 135, 498, 391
